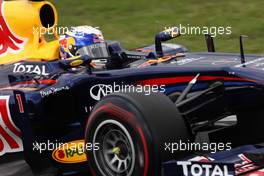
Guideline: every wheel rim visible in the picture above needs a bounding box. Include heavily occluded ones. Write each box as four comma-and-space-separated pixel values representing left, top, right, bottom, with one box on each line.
93, 119, 136, 176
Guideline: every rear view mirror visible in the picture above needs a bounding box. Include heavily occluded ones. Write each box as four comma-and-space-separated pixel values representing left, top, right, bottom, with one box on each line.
155, 27, 180, 57
157, 27, 181, 42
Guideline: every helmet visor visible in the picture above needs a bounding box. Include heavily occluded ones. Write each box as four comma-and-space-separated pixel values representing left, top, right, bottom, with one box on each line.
76, 42, 109, 58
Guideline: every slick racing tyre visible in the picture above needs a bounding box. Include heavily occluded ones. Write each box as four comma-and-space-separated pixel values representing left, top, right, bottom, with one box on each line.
85, 92, 192, 176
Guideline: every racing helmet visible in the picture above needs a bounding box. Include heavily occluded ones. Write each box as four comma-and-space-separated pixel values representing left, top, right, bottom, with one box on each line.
59, 26, 109, 60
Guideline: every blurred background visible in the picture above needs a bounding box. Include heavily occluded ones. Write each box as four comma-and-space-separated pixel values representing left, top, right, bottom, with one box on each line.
50, 0, 264, 54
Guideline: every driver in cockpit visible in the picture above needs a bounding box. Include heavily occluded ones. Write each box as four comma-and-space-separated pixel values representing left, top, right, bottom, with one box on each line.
59, 26, 109, 69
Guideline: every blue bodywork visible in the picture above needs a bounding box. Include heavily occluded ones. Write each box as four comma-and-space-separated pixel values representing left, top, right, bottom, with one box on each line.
1, 40, 264, 175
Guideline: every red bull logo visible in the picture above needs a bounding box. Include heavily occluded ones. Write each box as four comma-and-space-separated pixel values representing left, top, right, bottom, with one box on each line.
0, 0, 26, 57
0, 96, 23, 156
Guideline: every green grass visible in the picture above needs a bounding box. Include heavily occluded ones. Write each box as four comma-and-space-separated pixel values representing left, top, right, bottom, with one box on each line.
50, 0, 264, 54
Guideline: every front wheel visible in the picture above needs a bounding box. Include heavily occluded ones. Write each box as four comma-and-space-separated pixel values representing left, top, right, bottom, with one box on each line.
85, 92, 192, 176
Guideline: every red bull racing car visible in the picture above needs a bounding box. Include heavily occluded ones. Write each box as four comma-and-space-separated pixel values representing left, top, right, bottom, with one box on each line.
1, 0, 264, 176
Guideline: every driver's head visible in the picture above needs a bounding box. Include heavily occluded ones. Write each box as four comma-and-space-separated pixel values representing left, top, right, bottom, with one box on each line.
59, 26, 107, 59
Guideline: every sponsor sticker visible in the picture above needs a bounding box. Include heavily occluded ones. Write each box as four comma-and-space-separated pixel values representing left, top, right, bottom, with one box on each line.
40, 86, 70, 98
176, 57, 204, 65
0, 96, 23, 156
52, 140, 87, 164
89, 82, 165, 101
13, 63, 49, 75
165, 161, 235, 176
70, 59, 84, 67
0, 0, 27, 57
234, 57, 264, 68
90, 84, 112, 101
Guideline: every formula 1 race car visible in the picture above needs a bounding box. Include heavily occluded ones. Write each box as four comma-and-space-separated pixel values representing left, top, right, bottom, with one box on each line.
1, 0, 264, 176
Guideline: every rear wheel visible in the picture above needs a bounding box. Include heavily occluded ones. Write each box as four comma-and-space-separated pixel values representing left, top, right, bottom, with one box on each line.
85, 92, 192, 176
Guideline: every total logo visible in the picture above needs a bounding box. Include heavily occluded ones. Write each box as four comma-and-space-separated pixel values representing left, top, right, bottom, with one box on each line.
176, 161, 234, 176
13, 63, 49, 75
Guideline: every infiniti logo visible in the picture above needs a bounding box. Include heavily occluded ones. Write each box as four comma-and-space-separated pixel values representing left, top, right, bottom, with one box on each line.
89, 83, 166, 101
90, 84, 113, 101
